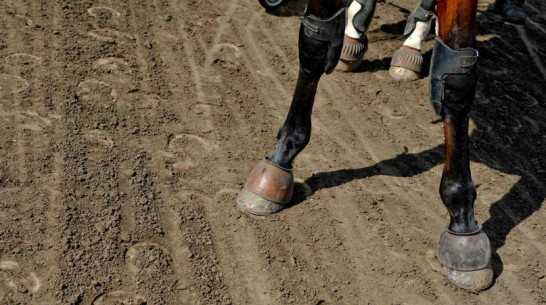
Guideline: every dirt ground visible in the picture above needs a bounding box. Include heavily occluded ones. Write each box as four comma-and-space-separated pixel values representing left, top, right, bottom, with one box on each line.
0, 0, 545, 304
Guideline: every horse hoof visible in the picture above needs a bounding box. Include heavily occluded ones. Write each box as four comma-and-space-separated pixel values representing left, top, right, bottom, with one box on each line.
236, 159, 293, 216
336, 34, 368, 72
237, 188, 284, 216
388, 66, 420, 82
389, 46, 422, 82
437, 228, 493, 291
443, 264, 493, 291
336, 59, 363, 73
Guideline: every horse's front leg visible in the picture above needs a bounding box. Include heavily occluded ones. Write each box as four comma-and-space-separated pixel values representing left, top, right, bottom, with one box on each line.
433, 0, 493, 291
389, 0, 435, 82
237, 0, 345, 216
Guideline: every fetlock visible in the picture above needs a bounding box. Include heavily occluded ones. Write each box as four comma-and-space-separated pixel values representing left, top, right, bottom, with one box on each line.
404, 0, 435, 36
351, 0, 376, 35
268, 121, 311, 168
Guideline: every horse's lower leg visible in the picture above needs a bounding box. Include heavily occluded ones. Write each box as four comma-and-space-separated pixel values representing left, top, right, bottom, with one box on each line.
267, 70, 319, 169
434, 0, 493, 291
389, 0, 435, 81
237, 0, 345, 215
336, 0, 376, 72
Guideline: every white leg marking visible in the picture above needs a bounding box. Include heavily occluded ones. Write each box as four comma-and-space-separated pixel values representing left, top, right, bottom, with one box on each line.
402, 20, 432, 50
345, 1, 363, 39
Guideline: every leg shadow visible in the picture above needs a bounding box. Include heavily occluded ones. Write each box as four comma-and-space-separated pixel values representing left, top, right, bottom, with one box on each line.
285, 143, 445, 209
482, 174, 545, 280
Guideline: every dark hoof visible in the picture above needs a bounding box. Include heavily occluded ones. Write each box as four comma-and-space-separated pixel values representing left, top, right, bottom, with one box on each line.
389, 46, 422, 82
496, 1, 526, 25
237, 159, 293, 216
437, 228, 493, 291
336, 34, 368, 72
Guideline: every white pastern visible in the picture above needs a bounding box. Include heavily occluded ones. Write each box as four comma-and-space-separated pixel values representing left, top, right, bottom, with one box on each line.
345, 1, 363, 39
403, 20, 432, 50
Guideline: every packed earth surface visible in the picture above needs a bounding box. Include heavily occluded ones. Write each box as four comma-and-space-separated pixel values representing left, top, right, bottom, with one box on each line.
0, 0, 545, 304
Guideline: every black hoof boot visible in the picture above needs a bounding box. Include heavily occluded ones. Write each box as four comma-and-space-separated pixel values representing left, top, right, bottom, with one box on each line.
437, 227, 493, 291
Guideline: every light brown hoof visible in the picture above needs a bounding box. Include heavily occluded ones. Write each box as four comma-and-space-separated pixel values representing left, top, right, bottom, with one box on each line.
237, 159, 293, 216
437, 228, 494, 291
335, 34, 368, 72
336, 59, 363, 73
389, 46, 422, 82
388, 66, 420, 82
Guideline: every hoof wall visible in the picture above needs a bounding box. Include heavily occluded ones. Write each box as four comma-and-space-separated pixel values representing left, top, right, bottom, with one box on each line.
237, 188, 284, 216
336, 35, 368, 72
389, 46, 422, 82
389, 66, 420, 82
437, 228, 493, 291
443, 264, 493, 292
336, 59, 363, 72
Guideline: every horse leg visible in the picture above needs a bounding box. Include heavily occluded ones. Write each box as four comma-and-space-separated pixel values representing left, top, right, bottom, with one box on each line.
389, 0, 435, 82
433, 0, 493, 291
237, 0, 345, 216
336, 0, 376, 72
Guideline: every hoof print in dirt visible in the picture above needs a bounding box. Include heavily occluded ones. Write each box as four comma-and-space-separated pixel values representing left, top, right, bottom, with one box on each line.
126, 242, 173, 274
92, 291, 146, 305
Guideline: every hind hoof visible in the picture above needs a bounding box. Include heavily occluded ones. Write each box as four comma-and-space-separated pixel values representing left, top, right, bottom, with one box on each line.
237, 159, 293, 216
443, 264, 493, 291
388, 66, 420, 82
336, 34, 368, 72
389, 46, 422, 82
336, 59, 363, 72
437, 228, 493, 291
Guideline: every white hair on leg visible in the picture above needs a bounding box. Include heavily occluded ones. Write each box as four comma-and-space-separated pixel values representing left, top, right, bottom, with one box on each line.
403, 20, 432, 50
345, 1, 363, 39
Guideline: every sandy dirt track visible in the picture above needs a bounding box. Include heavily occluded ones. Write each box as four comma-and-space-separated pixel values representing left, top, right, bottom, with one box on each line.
0, 0, 545, 304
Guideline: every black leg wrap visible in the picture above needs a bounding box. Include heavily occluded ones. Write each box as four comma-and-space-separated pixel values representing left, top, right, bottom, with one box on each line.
352, 0, 377, 34
301, 7, 345, 75
403, 0, 435, 36
437, 226, 492, 271
429, 37, 478, 115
